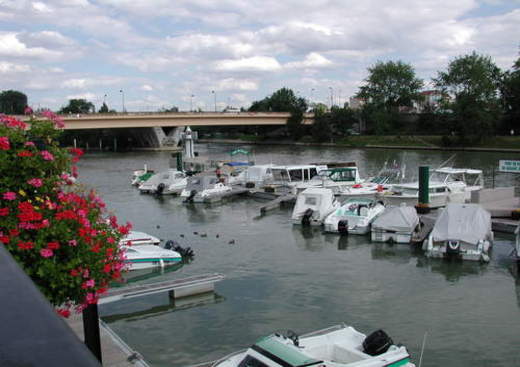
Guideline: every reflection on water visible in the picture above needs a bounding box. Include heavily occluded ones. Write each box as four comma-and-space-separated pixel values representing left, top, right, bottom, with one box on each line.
117, 263, 185, 286
102, 292, 225, 323
79, 146, 520, 367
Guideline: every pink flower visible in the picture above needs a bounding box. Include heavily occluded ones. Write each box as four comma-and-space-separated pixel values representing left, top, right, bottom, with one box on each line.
27, 178, 43, 187
0, 136, 10, 150
24, 106, 33, 115
24, 141, 35, 147
41, 109, 65, 129
68, 239, 77, 247
3, 192, 16, 200
40, 150, 54, 161
40, 248, 53, 258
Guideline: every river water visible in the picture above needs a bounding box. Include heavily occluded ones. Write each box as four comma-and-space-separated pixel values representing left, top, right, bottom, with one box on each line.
77, 144, 520, 367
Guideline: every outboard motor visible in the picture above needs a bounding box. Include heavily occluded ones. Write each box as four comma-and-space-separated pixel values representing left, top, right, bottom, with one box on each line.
184, 190, 197, 203
285, 330, 299, 347
446, 240, 461, 257
362, 329, 393, 356
155, 183, 166, 195
363, 329, 394, 356
301, 208, 314, 226
165, 240, 195, 260
338, 220, 349, 235
164, 240, 179, 250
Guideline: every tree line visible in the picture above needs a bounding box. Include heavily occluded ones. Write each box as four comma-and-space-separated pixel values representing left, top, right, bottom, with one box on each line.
247, 51, 520, 145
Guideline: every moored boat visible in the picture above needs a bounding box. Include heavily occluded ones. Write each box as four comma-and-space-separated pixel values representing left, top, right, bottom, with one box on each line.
371, 206, 420, 244
119, 230, 160, 246
138, 169, 187, 195
296, 165, 363, 194
324, 197, 385, 234
122, 244, 182, 270
423, 203, 493, 262
180, 175, 232, 203
212, 324, 414, 367
291, 187, 340, 225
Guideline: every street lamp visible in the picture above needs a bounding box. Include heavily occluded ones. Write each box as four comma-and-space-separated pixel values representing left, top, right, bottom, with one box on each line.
329, 87, 334, 109
103, 94, 107, 104
310, 88, 315, 104
190, 94, 195, 112
119, 89, 125, 113
211, 90, 217, 112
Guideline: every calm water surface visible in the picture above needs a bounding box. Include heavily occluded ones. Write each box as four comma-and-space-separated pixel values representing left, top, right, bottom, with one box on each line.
77, 145, 520, 367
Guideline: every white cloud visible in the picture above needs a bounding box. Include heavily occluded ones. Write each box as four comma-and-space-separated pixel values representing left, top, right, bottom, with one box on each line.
141, 84, 153, 91
66, 92, 96, 100
32, 2, 53, 13
215, 78, 258, 91
0, 32, 62, 59
215, 56, 282, 72
285, 53, 333, 69
0, 61, 31, 73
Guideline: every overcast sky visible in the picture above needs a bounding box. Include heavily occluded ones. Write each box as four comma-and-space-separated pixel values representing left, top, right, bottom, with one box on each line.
1, 0, 519, 112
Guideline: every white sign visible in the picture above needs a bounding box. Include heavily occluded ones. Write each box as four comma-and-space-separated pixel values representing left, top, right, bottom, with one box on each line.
499, 160, 520, 173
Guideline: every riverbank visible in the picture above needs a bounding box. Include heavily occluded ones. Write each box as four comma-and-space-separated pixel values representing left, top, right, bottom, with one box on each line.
198, 135, 520, 153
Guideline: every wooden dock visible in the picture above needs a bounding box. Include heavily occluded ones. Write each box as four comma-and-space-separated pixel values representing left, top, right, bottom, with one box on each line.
99, 273, 224, 304
259, 194, 296, 214
412, 215, 436, 245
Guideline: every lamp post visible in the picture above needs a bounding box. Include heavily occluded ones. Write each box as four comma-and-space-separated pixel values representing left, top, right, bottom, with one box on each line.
103, 94, 107, 104
119, 89, 125, 113
310, 88, 315, 104
211, 90, 217, 112
329, 87, 334, 109
190, 94, 195, 112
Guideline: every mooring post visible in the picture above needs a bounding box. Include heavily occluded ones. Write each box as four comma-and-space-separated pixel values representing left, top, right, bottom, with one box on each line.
73, 138, 77, 149
176, 152, 183, 171
416, 166, 430, 214
82, 303, 102, 363
113, 137, 117, 152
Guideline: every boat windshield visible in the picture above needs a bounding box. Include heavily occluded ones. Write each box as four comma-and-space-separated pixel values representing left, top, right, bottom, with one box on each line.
370, 169, 402, 184
250, 335, 321, 367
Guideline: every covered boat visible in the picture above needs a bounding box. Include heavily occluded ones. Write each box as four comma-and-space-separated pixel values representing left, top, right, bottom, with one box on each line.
213, 324, 414, 367
371, 206, 420, 244
234, 164, 274, 188
292, 188, 340, 226
423, 203, 493, 262
138, 169, 187, 195
324, 198, 385, 235
122, 245, 182, 270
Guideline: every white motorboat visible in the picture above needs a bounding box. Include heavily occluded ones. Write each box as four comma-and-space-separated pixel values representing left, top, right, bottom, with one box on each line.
296, 165, 363, 194
292, 188, 340, 225
180, 175, 232, 203
122, 244, 182, 270
119, 230, 160, 246
430, 167, 484, 201
324, 198, 385, 234
138, 169, 187, 195
371, 206, 420, 244
213, 324, 414, 367
379, 167, 483, 208
270, 164, 327, 193
339, 166, 404, 199
423, 203, 493, 262
234, 164, 274, 188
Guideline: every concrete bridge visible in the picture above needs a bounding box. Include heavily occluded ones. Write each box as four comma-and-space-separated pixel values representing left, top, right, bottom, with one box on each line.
20, 112, 314, 149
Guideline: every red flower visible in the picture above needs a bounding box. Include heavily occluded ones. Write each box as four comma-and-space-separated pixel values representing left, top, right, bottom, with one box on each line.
0, 235, 9, 244
56, 308, 71, 318
0, 207, 9, 216
17, 241, 34, 250
17, 150, 33, 157
0, 136, 10, 150
47, 241, 60, 250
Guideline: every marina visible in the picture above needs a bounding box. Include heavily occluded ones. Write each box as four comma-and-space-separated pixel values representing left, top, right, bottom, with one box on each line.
73, 144, 520, 367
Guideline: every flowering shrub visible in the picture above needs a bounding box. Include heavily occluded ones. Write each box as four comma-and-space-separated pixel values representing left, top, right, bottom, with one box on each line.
0, 113, 130, 317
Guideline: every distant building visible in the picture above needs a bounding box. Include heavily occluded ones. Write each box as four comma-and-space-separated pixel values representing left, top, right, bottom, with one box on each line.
416, 90, 445, 112
349, 97, 365, 110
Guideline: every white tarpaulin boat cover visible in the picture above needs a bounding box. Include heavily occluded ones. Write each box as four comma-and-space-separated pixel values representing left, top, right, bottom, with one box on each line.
372, 206, 419, 232
431, 203, 491, 244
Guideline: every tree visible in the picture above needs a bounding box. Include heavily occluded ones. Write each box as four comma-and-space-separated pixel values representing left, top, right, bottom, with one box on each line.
0, 90, 28, 114
357, 61, 424, 111
501, 55, 520, 134
59, 99, 95, 114
98, 102, 109, 113
249, 88, 308, 139
434, 51, 502, 141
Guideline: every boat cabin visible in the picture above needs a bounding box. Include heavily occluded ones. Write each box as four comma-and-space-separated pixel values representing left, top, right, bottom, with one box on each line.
271, 165, 326, 185
431, 167, 484, 191
314, 166, 361, 184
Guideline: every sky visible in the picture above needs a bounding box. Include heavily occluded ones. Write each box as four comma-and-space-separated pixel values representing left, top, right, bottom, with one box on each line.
1, 0, 519, 112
